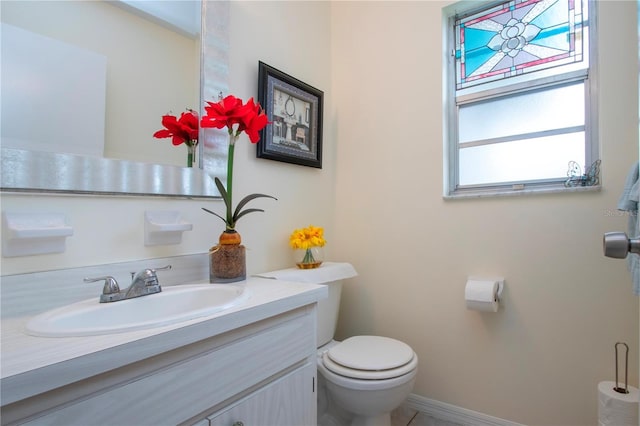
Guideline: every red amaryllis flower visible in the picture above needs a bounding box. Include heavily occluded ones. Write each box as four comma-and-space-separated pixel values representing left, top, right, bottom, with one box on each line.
200, 95, 268, 143
200, 95, 245, 131
200, 95, 275, 232
153, 110, 199, 146
239, 97, 269, 143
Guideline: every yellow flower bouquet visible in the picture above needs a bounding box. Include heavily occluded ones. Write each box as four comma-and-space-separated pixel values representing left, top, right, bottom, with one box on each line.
289, 225, 326, 269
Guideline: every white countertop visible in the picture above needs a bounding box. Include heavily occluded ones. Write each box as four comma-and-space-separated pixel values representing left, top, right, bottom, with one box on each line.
1, 277, 327, 405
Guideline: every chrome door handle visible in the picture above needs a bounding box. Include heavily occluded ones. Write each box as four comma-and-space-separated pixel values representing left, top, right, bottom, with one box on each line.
603, 232, 640, 258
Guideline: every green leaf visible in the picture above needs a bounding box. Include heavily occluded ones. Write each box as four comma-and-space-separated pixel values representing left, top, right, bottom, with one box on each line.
201, 207, 227, 225
214, 177, 233, 225
233, 193, 278, 218
234, 208, 266, 223
228, 193, 277, 228
214, 177, 230, 206
207, 182, 277, 229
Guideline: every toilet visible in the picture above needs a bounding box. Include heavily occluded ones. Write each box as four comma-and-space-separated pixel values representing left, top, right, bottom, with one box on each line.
259, 262, 418, 426
317, 335, 418, 426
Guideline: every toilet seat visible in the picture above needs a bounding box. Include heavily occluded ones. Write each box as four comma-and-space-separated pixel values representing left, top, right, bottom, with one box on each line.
322, 336, 417, 380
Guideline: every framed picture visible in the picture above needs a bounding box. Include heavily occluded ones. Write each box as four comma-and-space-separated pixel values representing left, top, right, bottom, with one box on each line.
257, 61, 323, 169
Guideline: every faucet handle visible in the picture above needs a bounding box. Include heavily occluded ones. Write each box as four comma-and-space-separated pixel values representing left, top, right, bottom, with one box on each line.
84, 276, 119, 293
84, 276, 121, 302
144, 264, 172, 284
132, 265, 172, 287
153, 265, 172, 273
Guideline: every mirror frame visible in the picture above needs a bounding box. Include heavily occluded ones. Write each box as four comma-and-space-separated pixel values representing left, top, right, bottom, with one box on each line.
0, 0, 222, 199
0, 147, 218, 198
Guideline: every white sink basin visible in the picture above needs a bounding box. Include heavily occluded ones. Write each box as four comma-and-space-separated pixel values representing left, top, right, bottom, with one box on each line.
25, 284, 250, 337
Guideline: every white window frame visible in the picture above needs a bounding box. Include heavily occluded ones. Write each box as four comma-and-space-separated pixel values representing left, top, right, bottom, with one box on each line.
442, 0, 600, 198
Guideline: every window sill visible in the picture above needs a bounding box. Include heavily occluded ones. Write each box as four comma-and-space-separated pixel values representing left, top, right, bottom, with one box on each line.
443, 184, 601, 200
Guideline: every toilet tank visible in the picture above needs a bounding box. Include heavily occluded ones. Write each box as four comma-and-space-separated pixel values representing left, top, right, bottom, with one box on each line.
255, 262, 357, 348
317, 280, 343, 347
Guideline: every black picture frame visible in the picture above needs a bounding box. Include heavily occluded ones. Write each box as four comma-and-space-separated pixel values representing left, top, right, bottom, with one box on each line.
257, 61, 323, 169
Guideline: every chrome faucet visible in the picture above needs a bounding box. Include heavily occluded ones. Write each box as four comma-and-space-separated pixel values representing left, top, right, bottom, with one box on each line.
84, 265, 172, 303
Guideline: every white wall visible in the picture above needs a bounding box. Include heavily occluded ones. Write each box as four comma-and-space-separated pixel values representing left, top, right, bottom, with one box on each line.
1, 1, 638, 425
0, 1, 334, 278
330, 1, 639, 425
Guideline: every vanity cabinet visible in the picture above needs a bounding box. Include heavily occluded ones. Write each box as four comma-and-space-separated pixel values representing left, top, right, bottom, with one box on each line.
207, 362, 315, 426
3, 304, 318, 426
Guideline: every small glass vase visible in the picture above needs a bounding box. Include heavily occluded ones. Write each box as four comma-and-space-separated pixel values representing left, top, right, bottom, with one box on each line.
210, 231, 246, 283
293, 247, 324, 269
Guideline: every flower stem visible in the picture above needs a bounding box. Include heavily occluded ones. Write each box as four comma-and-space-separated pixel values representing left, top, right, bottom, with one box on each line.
302, 248, 315, 264
187, 148, 194, 168
226, 135, 235, 229
186, 141, 196, 168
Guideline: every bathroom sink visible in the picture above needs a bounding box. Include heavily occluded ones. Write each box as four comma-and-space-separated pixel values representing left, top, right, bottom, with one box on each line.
25, 284, 250, 337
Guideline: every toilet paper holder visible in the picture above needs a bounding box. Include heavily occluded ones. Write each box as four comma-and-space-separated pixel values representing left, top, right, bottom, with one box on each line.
468, 277, 504, 302
494, 279, 504, 302
614, 342, 630, 394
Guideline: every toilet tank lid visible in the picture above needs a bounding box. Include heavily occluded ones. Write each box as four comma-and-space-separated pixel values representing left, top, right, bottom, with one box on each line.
255, 262, 357, 284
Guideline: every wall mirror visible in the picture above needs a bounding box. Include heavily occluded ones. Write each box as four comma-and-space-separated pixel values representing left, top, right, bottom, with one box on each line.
0, 0, 225, 198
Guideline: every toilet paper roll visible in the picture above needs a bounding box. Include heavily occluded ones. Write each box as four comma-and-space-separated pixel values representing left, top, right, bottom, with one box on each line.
598, 381, 639, 426
465, 279, 499, 312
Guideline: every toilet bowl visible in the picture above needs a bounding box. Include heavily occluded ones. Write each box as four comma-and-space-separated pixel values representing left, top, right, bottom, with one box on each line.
257, 262, 417, 426
317, 336, 418, 426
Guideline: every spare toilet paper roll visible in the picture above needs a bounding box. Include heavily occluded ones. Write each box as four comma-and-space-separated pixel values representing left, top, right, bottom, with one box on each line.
465, 279, 499, 312
598, 381, 639, 426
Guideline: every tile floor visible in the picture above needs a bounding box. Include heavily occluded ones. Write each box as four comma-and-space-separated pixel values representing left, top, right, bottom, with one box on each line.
319, 400, 463, 426
391, 406, 463, 426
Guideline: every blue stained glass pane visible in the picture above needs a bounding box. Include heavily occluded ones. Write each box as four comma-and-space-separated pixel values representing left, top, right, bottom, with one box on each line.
529, 0, 568, 29
455, 0, 586, 90
533, 26, 570, 50
465, 46, 499, 76
465, 27, 496, 51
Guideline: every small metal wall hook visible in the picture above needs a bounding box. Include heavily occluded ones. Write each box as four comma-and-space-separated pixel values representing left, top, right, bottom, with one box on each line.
614, 342, 629, 394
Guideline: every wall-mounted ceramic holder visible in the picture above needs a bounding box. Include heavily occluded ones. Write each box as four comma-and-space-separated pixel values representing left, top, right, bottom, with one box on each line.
144, 210, 193, 246
2, 212, 74, 257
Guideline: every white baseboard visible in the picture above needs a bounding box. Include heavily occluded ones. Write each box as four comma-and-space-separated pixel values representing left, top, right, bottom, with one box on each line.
405, 393, 526, 426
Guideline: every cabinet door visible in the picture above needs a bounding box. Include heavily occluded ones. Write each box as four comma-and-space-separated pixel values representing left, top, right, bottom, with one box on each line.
209, 361, 316, 426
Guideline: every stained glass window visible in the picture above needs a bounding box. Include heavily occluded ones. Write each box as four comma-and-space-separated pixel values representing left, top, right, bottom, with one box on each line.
455, 0, 586, 90
444, 0, 597, 197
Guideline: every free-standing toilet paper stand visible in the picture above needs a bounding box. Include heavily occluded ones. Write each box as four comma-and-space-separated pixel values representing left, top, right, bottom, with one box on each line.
614, 342, 630, 394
